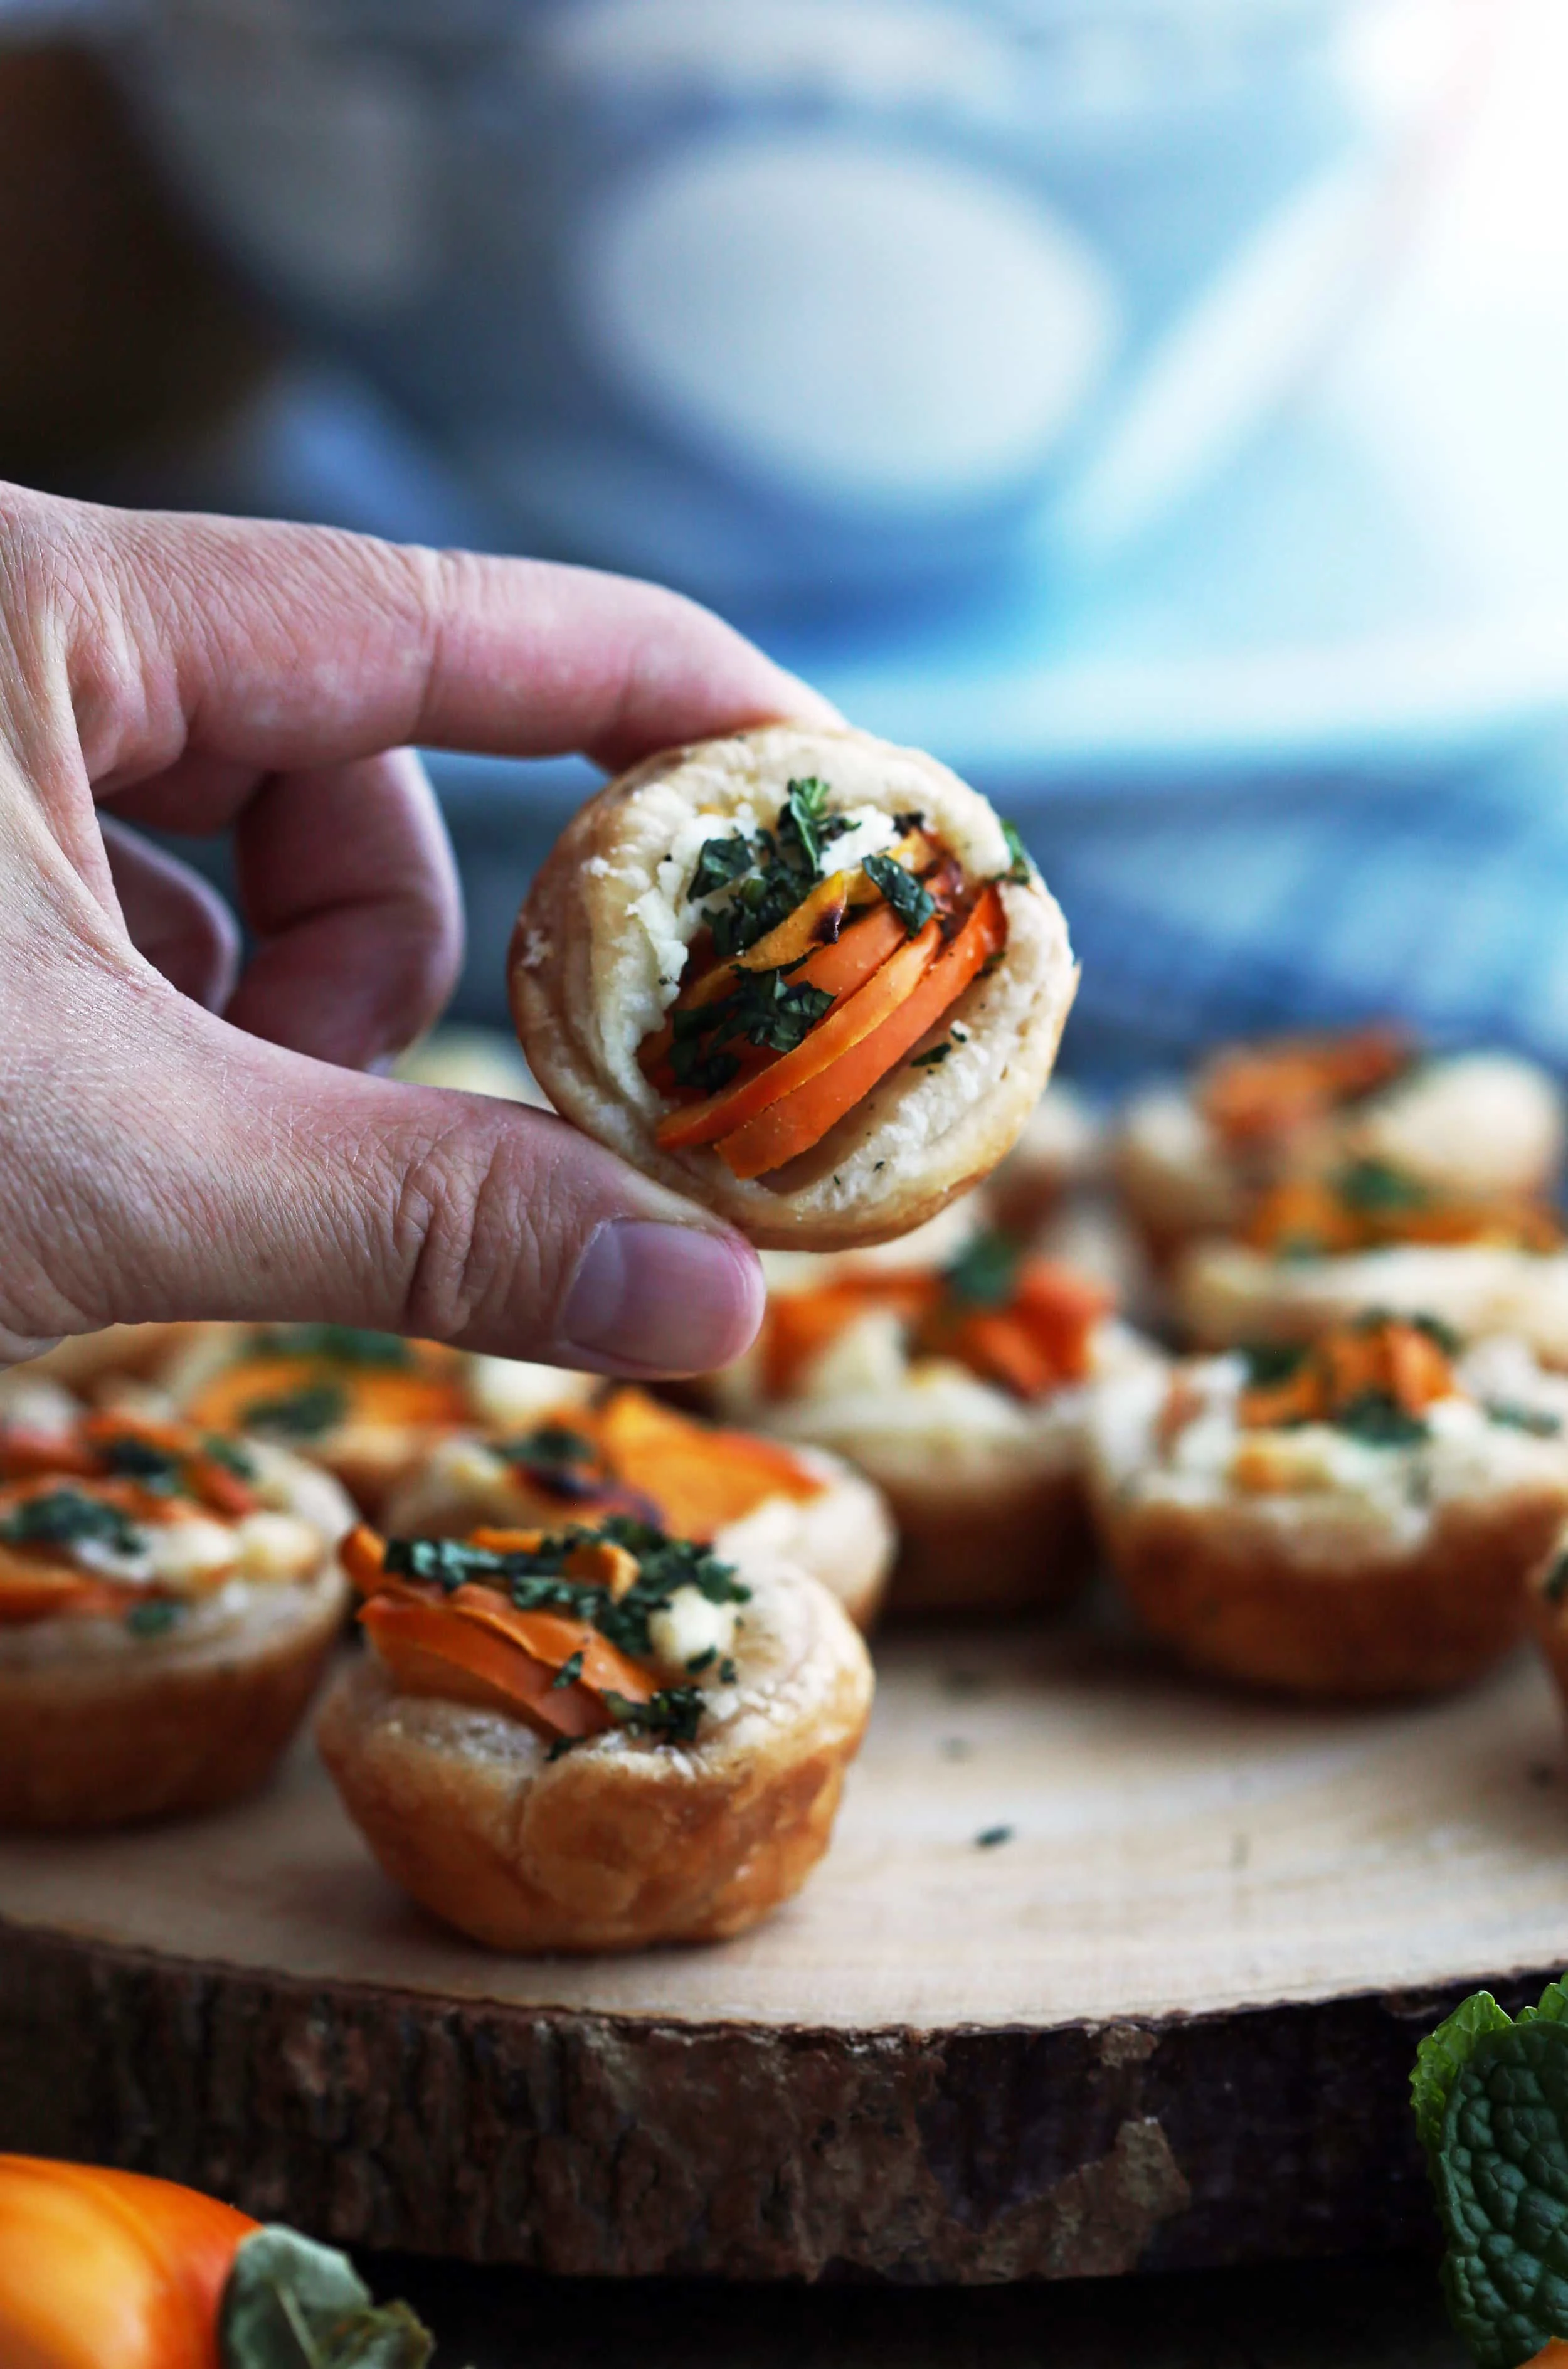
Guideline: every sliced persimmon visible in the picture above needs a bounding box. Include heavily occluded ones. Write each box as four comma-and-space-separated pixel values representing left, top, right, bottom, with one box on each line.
944, 1311, 1059, 1401
657, 913, 947, 1153
596, 1387, 822, 1535
0, 1563, 125, 1623
764, 1276, 936, 1397
714, 886, 1005, 1180
1011, 1261, 1111, 1384
359, 1595, 609, 1740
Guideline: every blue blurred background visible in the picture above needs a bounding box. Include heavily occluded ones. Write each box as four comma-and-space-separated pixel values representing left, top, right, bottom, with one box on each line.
3, 0, 1567, 1081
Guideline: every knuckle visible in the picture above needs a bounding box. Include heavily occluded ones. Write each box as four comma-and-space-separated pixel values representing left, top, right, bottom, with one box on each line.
391, 1118, 557, 1345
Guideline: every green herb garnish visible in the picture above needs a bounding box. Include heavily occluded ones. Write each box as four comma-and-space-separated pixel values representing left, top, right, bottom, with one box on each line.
254, 1324, 413, 1368
670, 965, 834, 1089
910, 1041, 952, 1068
1487, 1402, 1563, 1438
943, 1232, 1021, 1311
382, 1520, 749, 1670
1337, 1159, 1431, 1215
976, 1824, 1014, 1849
688, 831, 756, 901
1001, 820, 1032, 884
203, 1436, 257, 1481
1242, 1342, 1311, 1387
0, 1490, 145, 1557
601, 1685, 706, 1746
240, 1382, 349, 1440
97, 1436, 184, 1494
1332, 1391, 1429, 1447
718, 1656, 738, 1684
551, 1649, 585, 1692
862, 851, 935, 936
497, 1424, 596, 1473
1414, 1973, 1568, 2365
125, 1598, 183, 1638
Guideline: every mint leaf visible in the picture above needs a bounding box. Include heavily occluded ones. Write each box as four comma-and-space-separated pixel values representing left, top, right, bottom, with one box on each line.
862, 851, 935, 935
1000, 819, 1033, 883
1414, 1990, 1513, 2173
220, 2227, 433, 2368
942, 1231, 1020, 1311
1418, 1976, 1568, 2365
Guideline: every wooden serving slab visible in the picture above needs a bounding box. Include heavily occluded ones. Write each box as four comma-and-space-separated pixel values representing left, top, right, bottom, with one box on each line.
3, 1617, 1568, 2282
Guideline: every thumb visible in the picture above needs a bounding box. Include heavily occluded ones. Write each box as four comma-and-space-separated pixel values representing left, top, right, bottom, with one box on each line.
19, 988, 765, 1378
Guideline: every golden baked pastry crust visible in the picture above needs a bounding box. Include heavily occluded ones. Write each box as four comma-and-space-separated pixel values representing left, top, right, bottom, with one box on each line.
1098, 1485, 1567, 1699
509, 724, 1077, 1249
316, 1562, 873, 1951
876, 1458, 1093, 1618
0, 1566, 347, 1828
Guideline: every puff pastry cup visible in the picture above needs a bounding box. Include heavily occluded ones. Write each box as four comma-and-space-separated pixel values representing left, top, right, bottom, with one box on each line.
1088, 1317, 1568, 1699
510, 723, 1076, 1249
1115, 1032, 1564, 1270
0, 1389, 354, 1827
383, 1382, 894, 1633
708, 1222, 1155, 1616
317, 1518, 874, 1951
162, 1323, 595, 1517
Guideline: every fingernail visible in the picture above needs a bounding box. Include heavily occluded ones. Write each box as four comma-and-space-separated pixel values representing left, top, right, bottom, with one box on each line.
558, 1220, 764, 1374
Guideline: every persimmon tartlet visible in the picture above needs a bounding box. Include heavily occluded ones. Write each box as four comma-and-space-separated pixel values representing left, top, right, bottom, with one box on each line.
383, 1382, 894, 1631
1116, 1029, 1562, 1267
1089, 1315, 1568, 1698
711, 1229, 1153, 1615
509, 723, 1076, 1248
0, 1401, 353, 1826
165, 1324, 593, 1516
317, 1518, 873, 1951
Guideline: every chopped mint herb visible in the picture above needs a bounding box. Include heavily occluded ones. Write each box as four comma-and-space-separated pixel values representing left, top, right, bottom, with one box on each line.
550, 1649, 585, 1692
255, 1325, 412, 1368
203, 1436, 257, 1481
125, 1598, 183, 1638
670, 965, 834, 1089
688, 831, 756, 901
1487, 1401, 1563, 1438
240, 1381, 349, 1439
498, 1424, 596, 1475
601, 1685, 706, 1746
0, 1489, 144, 1556
1414, 1974, 1568, 2364
862, 851, 935, 936
910, 1040, 952, 1068
778, 775, 839, 874
893, 809, 925, 835
1242, 1342, 1310, 1388
382, 1518, 748, 1671
686, 1646, 718, 1674
943, 1232, 1020, 1311
97, 1436, 184, 1493
718, 1656, 738, 1684
976, 1825, 1015, 1849
1332, 1391, 1429, 1447
1000, 820, 1032, 884
1337, 1158, 1430, 1214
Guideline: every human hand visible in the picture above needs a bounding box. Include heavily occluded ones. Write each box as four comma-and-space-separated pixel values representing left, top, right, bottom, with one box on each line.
0, 487, 833, 1373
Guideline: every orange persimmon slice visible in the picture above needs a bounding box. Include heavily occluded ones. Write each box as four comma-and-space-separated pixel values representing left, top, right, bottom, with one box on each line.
715, 886, 1005, 1180
655, 913, 945, 1152
596, 1387, 822, 1536
360, 1595, 612, 1741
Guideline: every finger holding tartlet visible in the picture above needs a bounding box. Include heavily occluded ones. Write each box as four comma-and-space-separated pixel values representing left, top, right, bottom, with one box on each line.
510, 724, 1076, 1251
1089, 1313, 1568, 1699
317, 1515, 873, 1952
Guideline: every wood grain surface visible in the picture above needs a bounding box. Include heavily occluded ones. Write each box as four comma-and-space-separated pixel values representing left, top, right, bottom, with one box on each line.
2, 1618, 1567, 2279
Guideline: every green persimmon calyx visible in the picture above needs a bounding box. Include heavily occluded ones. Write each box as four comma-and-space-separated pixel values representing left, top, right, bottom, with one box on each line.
220, 2226, 435, 2369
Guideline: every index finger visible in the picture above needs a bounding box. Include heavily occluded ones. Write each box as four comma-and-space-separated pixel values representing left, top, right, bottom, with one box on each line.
35, 498, 836, 801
